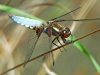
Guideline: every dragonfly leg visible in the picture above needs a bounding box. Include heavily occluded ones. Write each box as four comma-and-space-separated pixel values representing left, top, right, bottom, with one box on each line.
52, 37, 63, 52
56, 37, 67, 52
65, 34, 74, 44
62, 38, 71, 43
61, 32, 73, 44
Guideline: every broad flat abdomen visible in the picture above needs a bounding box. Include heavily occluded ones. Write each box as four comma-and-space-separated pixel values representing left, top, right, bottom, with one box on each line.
9, 15, 44, 28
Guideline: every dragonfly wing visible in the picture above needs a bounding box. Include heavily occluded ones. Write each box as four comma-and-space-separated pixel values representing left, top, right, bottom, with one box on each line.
24, 30, 39, 67
42, 26, 54, 66
9, 15, 43, 28
49, 26, 55, 65
49, 26, 52, 49
41, 33, 52, 65
9, 15, 44, 66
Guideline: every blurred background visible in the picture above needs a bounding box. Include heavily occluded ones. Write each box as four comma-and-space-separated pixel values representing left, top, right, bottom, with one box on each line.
0, 0, 100, 75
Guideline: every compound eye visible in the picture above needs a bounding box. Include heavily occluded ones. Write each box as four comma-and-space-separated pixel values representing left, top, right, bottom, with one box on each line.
61, 28, 71, 38
63, 29, 69, 33
64, 30, 66, 33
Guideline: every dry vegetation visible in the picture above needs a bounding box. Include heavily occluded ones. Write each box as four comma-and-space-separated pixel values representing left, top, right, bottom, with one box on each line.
0, 0, 100, 75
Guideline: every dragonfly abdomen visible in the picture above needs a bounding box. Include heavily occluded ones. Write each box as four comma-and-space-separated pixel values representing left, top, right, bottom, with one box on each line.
9, 15, 44, 30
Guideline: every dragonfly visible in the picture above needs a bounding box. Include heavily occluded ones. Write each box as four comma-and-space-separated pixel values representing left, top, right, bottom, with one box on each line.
9, 7, 100, 67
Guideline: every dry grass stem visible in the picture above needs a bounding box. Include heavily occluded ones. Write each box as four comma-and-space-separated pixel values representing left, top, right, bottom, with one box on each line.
0, 27, 100, 75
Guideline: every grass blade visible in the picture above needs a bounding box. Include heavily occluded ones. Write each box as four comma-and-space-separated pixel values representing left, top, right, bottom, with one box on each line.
0, 4, 43, 21
69, 36, 100, 73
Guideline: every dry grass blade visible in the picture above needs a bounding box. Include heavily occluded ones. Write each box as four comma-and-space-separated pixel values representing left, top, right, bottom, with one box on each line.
24, 2, 65, 10
71, 0, 98, 32
0, 27, 100, 75
6, 0, 12, 5
37, 0, 99, 74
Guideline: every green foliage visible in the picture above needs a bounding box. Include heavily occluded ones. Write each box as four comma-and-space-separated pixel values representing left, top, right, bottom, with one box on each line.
68, 36, 100, 73
0, 4, 43, 21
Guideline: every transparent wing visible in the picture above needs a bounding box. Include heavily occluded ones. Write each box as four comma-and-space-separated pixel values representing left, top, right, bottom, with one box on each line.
42, 32, 53, 65
41, 32, 49, 57
24, 30, 39, 67
9, 15, 43, 27
49, 26, 55, 65
42, 26, 54, 66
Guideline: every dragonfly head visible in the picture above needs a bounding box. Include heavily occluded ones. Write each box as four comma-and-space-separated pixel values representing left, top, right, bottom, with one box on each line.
60, 27, 71, 38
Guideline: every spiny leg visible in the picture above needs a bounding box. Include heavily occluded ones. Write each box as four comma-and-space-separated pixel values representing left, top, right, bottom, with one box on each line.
56, 37, 67, 52
52, 37, 63, 52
